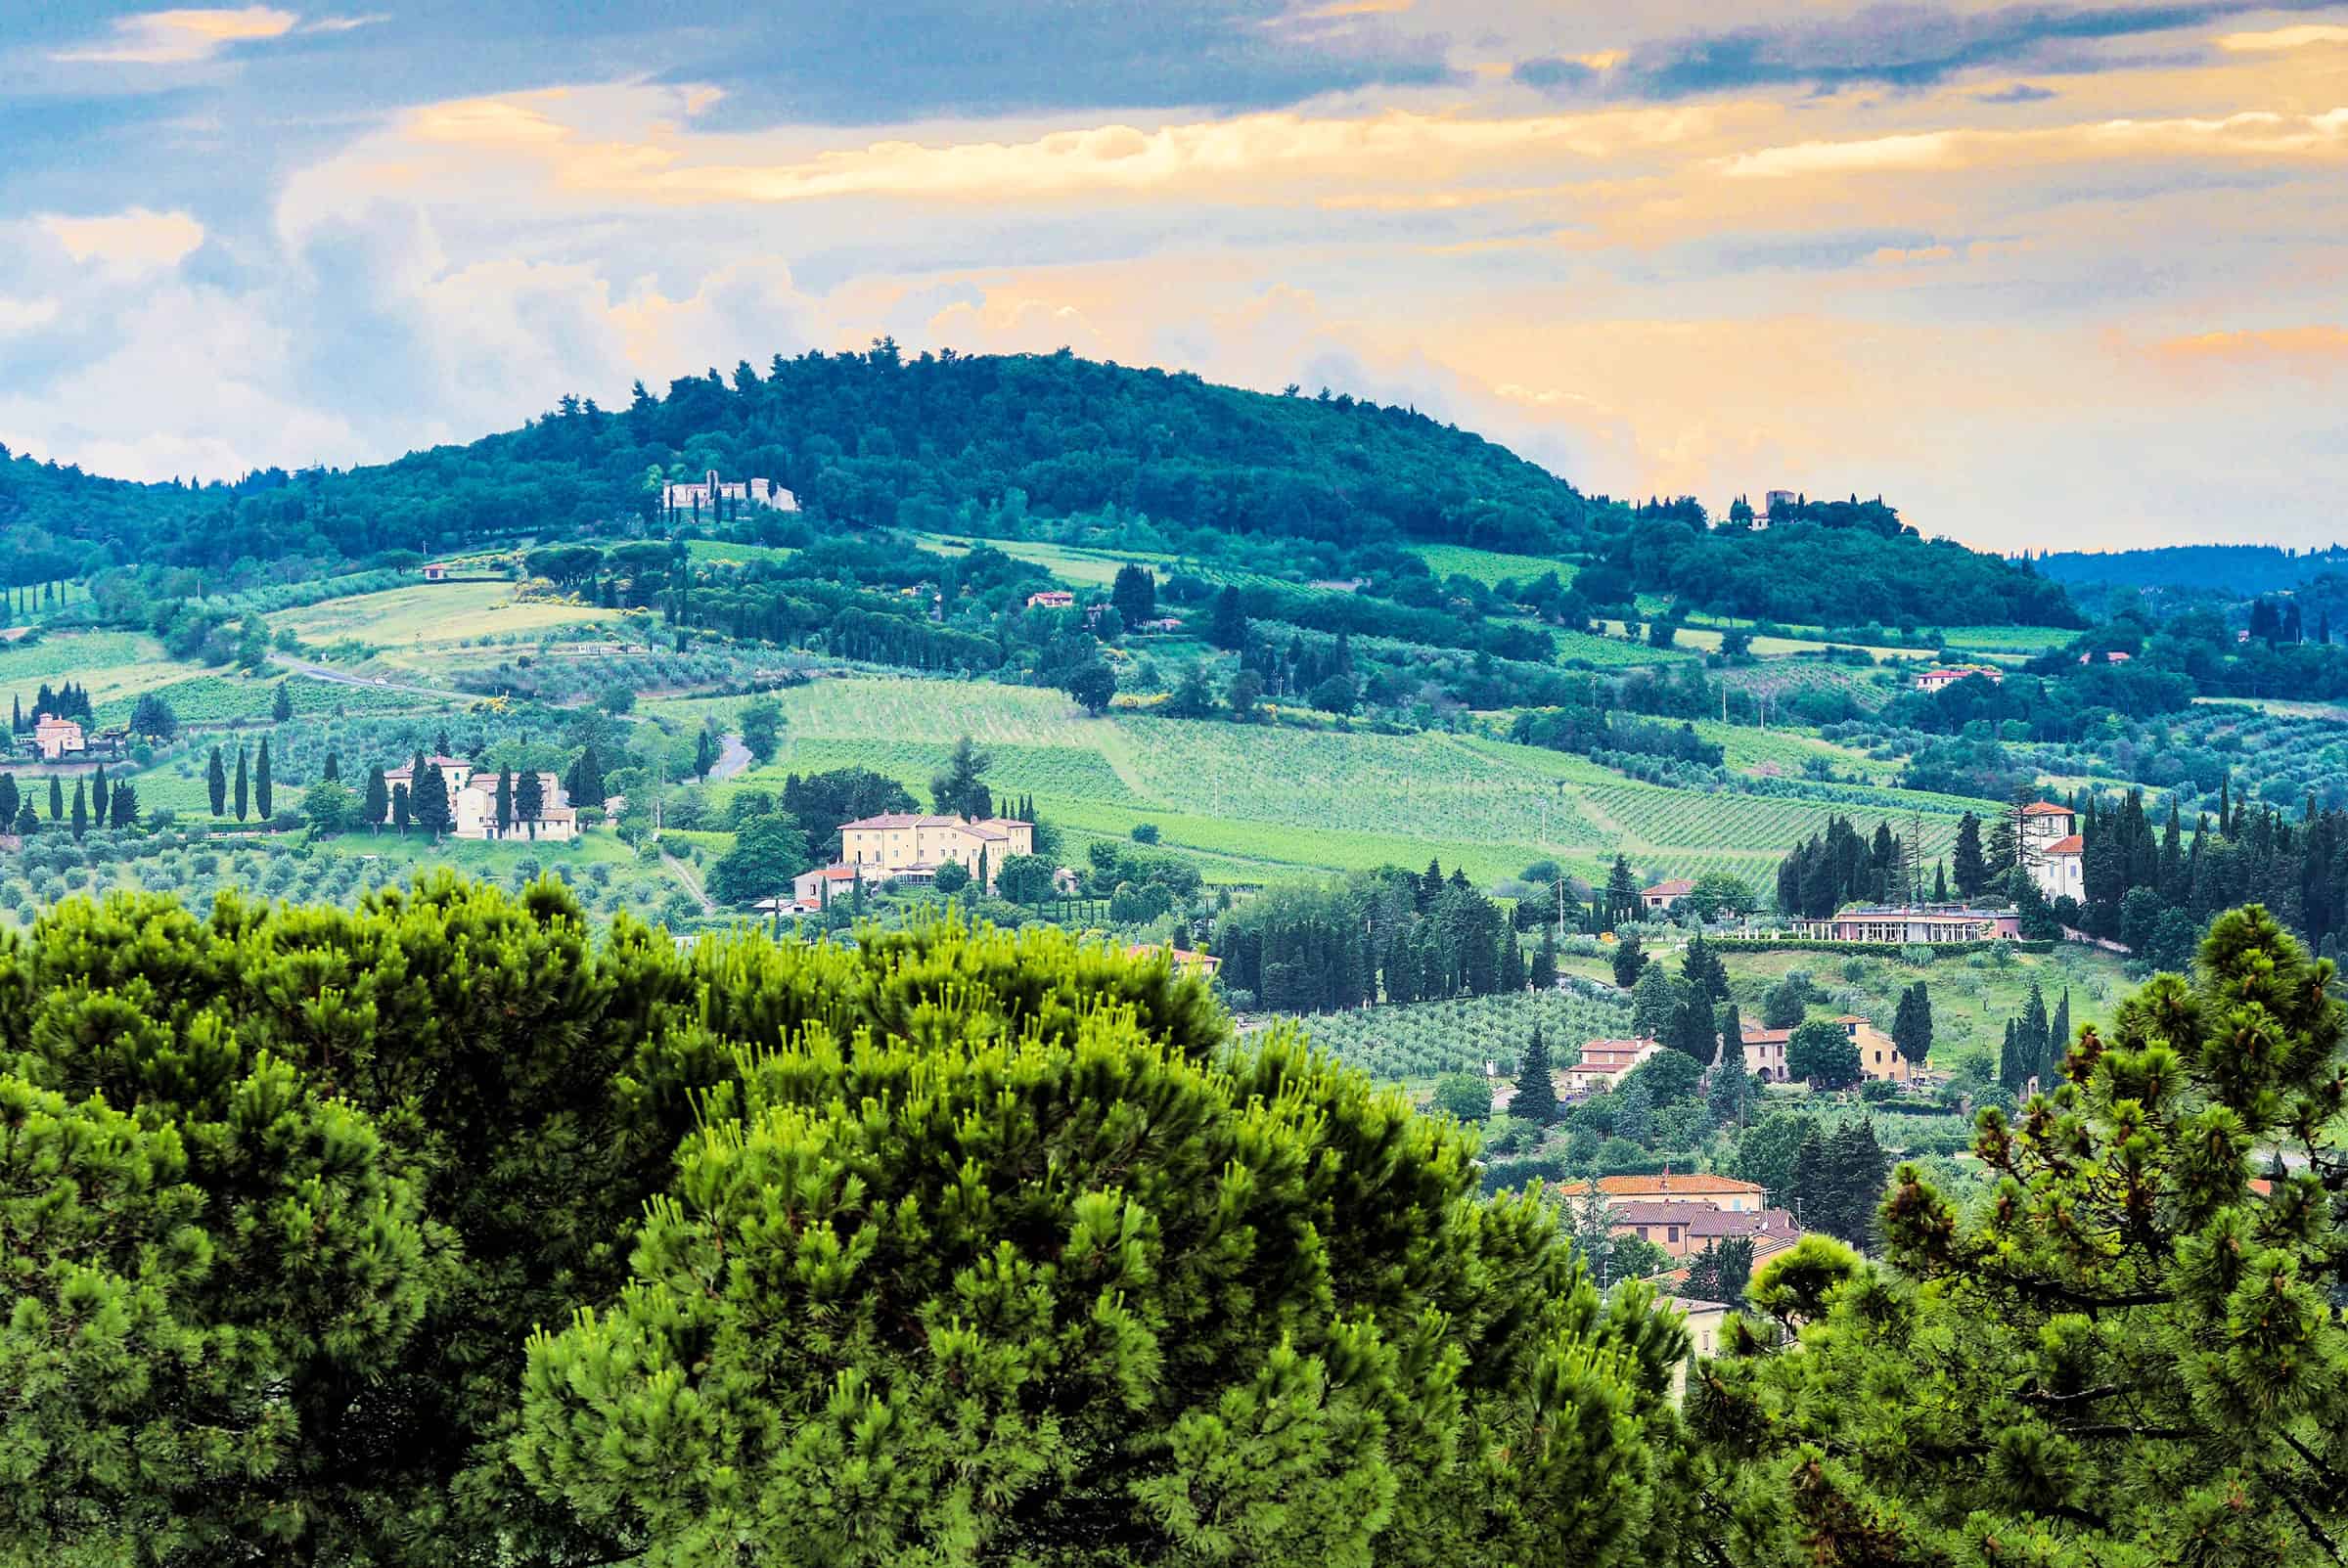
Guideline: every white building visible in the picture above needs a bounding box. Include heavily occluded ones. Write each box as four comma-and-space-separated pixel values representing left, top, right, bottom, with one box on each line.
2021, 801, 2084, 904
381, 757, 577, 841
660, 470, 798, 515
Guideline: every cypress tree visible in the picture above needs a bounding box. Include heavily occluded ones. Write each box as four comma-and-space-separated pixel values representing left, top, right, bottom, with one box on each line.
207, 746, 226, 816
254, 739, 272, 820
323, 752, 339, 782
234, 747, 248, 821
110, 780, 136, 829
2047, 989, 2071, 1084
273, 682, 294, 723
1512, 1026, 1558, 1125
68, 779, 87, 840
0, 774, 15, 828
90, 763, 106, 825
391, 783, 411, 834
495, 768, 515, 837
517, 768, 545, 838
364, 766, 388, 833
49, 775, 64, 821
1498, 932, 1525, 993
1531, 927, 1558, 992
1931, 860, 1949, 902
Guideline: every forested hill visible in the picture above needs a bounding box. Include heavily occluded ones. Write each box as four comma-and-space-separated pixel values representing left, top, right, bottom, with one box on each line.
2, 343, 2074, 626
2036, 543, 2348, 596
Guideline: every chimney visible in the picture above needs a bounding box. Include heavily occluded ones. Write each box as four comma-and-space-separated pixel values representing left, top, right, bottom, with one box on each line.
1659, 1164, 1670, 1191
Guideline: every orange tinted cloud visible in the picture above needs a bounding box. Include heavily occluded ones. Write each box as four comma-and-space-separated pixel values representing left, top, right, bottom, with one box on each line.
1722, 108, 2348, 178
2155, 325, 2348, 369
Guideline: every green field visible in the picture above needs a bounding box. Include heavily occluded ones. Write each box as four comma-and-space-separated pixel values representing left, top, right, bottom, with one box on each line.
655, 675, 1993, 889
1408, 544, 1577, 589
270, 582, 629, 664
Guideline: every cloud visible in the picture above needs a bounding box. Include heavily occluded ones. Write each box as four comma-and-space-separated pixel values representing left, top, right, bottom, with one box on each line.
1718, 108, 2348, 177
1288, 0, 1415, 18
2217, 23, 2348, 51
2153, 324, 2348, 369
52, 7, 298, 66
339, 98, 1737, 213
39, 208, 206, 273
1556, 0, 2348, 100
1973, 82, 2057, 103
303, 14, 389, 34
0, 296, 63, 333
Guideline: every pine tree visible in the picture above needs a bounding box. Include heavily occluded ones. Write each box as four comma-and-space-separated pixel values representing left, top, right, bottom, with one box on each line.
1951, 811, 1987, 900
234, 746, 248, 821
1531, 927, 1558, 992
1631, 963, 1679, 1040
1498, 932, 1526, 993
207, 746, 226, 816
1681, 931, 1729, 1002
68, 779, 86, 840
254, 739, 272, 820
1604, 855, 1640, 927
323, 752, 339, 782
1512, 1026, 1558, 1124
1668, 987, 1717, 1063
391, 783, 411, 834
1610, 931, 1645, 988
2046, 988, 2071, 1085
415, 764, 452, 838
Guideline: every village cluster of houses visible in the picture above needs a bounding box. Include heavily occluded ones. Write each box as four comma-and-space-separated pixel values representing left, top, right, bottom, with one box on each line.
1561, 1013, 1914, 1097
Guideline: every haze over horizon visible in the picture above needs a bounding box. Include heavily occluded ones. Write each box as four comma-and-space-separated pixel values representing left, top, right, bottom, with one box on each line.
3, 1, 2344, 553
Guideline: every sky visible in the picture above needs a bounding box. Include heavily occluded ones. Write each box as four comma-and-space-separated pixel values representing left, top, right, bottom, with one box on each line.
2, 2, 2344, 552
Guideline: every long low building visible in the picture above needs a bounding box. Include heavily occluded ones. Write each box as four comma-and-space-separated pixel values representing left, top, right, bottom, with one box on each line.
1795, 906, 2019, 943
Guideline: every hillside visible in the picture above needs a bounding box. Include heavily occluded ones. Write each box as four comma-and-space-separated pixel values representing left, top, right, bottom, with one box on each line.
6, 347, 2074, 629
2037, 542, 2348, 595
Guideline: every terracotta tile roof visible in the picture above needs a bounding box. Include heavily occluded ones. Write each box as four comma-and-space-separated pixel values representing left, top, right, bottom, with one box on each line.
1554, 1172, 1765, 1198
2042, 833, 2085, 856
1740, 1025, 1791, 1045
2022, 801, 2075, 817
1686, 1206, 1800, 1237
1610, 1201, 1710, 1226
1644, 878, 1693, 897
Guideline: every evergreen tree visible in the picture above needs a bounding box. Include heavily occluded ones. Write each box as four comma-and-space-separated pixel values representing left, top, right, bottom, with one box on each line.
1681, 1235, 1755, 1306
1951, 811, 1987, 899
1531, 927, 1558, 992
1611, 931, 1646, 988
0, 774, 15, 829
254, 739, 272, 820
1668, 986, 1717, 1063
1681, 930, 1730, 1002
234, 746, 248, 821
323, 752, 339, 782
47, 775, 62, 822
68, 779, 86, 840
1603, 855, 1640, 927
391, 783, 411, 834
694, 728, 714, 782
516, 768, 545, 837
930, 736, 992, 818
89, 763, 105, 826
2046, 987, 2071, 1084
1890, 981, 1933, 1064
364, 766, 388, 832
1614, 1078, 1656, 1144
1511, 1026, 1558, 1125
1206, 585, 1247, 650
273, 682, 294, 723
416, 764, 454, 838
1631, 963, 1680, 1040
1497, 931, 1526, 992
207, 745, 226, 816
495, 768, 515, 837
1931, 859, 1948, 902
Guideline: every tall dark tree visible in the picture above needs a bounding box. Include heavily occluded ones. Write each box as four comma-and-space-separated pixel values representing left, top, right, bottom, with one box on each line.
1681, 931, 1729, 1003
109, 780, 137, 830
254, 739, 272, 820
47, 776, 63, 822
0, 775, 15, 829
1950, 811, 1987, 900
1611, 931, 1646, 989
364, 765, 388, 833
1110, 563, 1156, 627
693, 729, 714, 783
1512, 1026, 1558, 1125
930, 736, 993, 819
414, 763, 452, 838
233, 748, 248, 822
207, 746, 227, 817
516, 768, 545, 837
1604, 855, 1640, 928
68, 779, 87, 840
1206, 586, 1247, 650
272, 681, 294, 723
494, 768, 515, 837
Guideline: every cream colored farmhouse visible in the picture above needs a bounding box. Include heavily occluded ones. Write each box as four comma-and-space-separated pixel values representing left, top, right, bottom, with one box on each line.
380, 757, 578, 841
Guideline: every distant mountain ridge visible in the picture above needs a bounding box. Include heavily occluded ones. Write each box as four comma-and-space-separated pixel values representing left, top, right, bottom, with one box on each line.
2035, 543, 2348, 596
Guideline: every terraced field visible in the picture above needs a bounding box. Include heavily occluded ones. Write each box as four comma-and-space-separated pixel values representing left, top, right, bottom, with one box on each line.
662, 675, 1994, 888
270, 582, 627, 667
